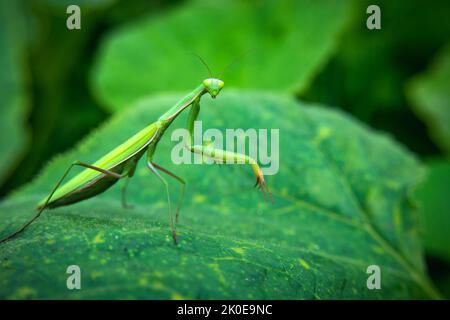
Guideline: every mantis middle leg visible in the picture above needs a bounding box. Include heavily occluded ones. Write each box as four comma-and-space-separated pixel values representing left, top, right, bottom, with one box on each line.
121, 160, 138, 209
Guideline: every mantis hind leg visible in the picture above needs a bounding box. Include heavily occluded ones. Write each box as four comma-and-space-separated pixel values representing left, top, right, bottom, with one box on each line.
147, 161, 178, 245
0, 161, 122, 244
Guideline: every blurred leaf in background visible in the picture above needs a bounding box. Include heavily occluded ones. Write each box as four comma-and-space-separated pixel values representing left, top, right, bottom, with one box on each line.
0, 0, 30, 185
407, 44, 450, 297
91, 0, 353, 111
415, 160, 450, 297
415, 160, 450, 264
407, 44, 450, 156
0, 92, 439, 299
0, 0, 181, 198
302, 0, 450, 156
0, 1, 109, 197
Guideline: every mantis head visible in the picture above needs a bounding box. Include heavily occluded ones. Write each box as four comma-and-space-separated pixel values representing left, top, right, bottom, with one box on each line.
195, 50, 252, 99
203, 78, 224, 99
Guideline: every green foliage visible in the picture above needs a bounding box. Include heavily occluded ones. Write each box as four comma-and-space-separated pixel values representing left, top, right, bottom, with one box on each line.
91, 0, 352, 111
0, 0, 29, 184
407, 44, 450, 156
416, 160, 450, 263
0, 1, 110, 196
42, 0, 115, 7
0, 0, 179, 196
303, 0, 450, 155
0, 91, 438, 299
0, 0, 448, 300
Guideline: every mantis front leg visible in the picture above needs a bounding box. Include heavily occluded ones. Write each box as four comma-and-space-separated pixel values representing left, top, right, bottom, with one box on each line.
185, 99, 273, 203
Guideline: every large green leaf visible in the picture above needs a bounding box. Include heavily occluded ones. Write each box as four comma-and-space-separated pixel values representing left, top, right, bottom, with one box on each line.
0, 0, 29, 184
0, 91, 439, 299
407, 44, 450, 155
91, 0, 352, 111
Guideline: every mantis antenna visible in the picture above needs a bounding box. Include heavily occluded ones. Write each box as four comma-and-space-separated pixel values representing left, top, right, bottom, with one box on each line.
192, 49, 254, 79
192, 53, 213, 78
218, 48, 255, 79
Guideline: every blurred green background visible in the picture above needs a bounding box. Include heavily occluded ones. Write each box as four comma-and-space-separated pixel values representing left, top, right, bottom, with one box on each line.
0, 0, 449, 298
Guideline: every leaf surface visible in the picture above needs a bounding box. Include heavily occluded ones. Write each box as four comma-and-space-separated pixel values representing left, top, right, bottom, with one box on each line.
0, 91, 438, 299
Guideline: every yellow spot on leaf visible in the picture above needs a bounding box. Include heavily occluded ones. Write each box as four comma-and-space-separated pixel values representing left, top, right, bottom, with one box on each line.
139, 278, 148, 286
193, 194, 206, 203
93, 231, 105, 244
46, 239, 56, 245
315, 126, 331, 143
9, 286, 36, 299
231, 247, 245, 255
171, 292, 188, 300
208, 263, 226, 284
298, 258, 311, 270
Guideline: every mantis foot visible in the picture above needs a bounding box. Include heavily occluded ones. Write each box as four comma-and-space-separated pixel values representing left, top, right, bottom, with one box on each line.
254, 174, 274, 204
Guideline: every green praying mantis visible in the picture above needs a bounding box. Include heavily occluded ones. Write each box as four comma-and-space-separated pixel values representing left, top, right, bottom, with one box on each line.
0, 59, 273, 245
